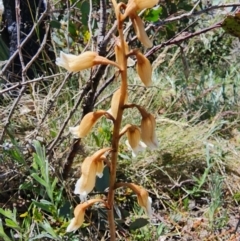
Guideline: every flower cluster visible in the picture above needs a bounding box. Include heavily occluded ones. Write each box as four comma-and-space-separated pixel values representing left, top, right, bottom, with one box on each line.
56, 0, 158, 234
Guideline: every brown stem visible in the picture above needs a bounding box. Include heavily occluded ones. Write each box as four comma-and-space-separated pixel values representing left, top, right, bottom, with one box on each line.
119, 124, 131, 138
115, 182, 140, 195
83, 198, 109, 210
107, 2, 128, 240
123, 103, 149, 118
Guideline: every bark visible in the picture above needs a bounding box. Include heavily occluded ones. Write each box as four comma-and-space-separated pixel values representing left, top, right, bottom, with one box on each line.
1, 0, 54, 81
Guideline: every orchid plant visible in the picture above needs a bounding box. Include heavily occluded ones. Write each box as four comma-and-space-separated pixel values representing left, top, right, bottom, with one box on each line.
56, 0, 158, 239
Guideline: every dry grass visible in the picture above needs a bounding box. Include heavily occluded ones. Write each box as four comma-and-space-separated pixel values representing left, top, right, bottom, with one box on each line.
1, 45, 240, 241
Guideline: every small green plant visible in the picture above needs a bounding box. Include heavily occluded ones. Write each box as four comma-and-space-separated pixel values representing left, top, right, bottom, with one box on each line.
30, 140, 58, 203
183, 144, 214, 197
207, 173, 226, 229
0, 141, 69, 240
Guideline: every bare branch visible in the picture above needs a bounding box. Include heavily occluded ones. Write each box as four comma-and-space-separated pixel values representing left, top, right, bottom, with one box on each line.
155, 3, 240, 26
0, 5, 48, 76
23, 24, 50, 73
0, 74, 63, 95
146, 22, 222, 57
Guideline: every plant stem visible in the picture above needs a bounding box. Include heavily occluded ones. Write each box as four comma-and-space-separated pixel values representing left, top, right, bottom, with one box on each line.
107, 4, 128, 240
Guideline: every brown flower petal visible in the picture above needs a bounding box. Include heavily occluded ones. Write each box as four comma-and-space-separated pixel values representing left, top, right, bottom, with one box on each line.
135, 51, 152, 86
69, 110, 107, 138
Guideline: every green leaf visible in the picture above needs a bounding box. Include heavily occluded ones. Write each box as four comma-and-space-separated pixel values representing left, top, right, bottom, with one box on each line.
19, 181, 33, 191
118, 152, 131, 160
222, 12, 240, 38
0, 36, 9, 61
95, 166, 109, 192
0, 219, 12, 241
32, 207, 43, 222
145, 7, 162, 22
68, 21, 78, 37
177, 2, 193, 11
5, 218, 20, 230
59, 201, 71, 218
166, 23, 176, 38
32, 140, 46, 162
0, 208, 16, 220
31, 173, 47, 188
129, 218, 149, 230
80, 1, 90, 26
51, 177, 58, 190
39, 221, 58, 238
92, 132, 100, 147
32, 200, 55, 214
50, 20, 61, 29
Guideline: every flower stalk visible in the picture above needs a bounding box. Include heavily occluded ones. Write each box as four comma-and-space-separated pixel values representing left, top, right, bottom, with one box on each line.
107, 3, 128, 238
58, 0, 157, 239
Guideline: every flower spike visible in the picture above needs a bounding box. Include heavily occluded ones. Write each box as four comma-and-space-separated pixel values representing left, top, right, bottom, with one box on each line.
69, 110, 107, 138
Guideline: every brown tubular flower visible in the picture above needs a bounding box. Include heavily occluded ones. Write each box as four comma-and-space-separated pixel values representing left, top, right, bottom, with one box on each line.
135, 51, 152, 86
108, 88, 128, 119
134, 184, 152, 217
115, 182, 152, 217
141, 112, 158, 149
120, 124, 146, 157
56, 51, 121, 72
69, 110, 107, 138
66, 203, 86, 232
66, 199, 106, 232
136, 106, 158, 149
74, 148, 111, 201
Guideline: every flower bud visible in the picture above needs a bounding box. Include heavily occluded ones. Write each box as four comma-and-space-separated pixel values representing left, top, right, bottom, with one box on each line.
132, 15, 153, 48
108, 88, 128, 119
69, 110, 107, 138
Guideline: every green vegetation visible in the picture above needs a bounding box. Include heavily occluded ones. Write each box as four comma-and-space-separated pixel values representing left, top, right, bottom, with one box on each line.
1, 0, 240, 240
